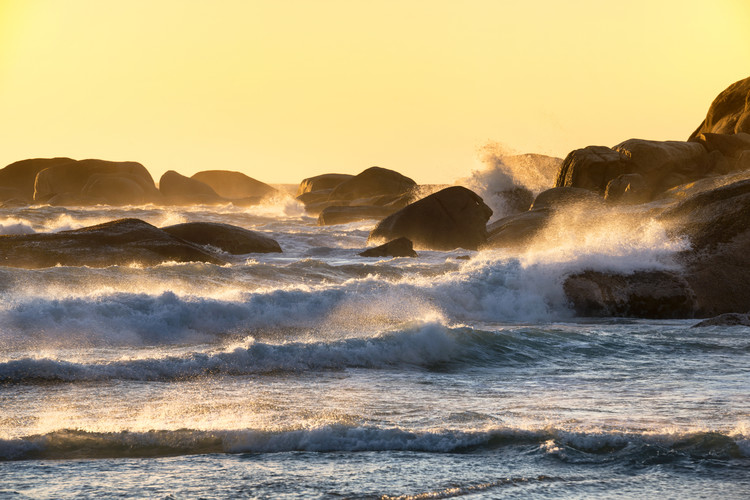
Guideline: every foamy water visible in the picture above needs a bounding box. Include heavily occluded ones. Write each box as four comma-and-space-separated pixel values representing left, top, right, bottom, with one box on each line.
0, 195, 748, 499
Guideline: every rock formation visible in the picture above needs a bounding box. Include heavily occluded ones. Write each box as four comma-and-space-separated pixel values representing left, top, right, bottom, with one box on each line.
162, 222, 282, 254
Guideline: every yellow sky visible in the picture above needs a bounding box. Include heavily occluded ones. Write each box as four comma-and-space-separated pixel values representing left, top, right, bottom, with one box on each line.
1, 0, 748, 184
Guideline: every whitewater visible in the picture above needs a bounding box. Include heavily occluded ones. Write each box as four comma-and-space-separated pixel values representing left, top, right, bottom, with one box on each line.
0, 185, 749, 498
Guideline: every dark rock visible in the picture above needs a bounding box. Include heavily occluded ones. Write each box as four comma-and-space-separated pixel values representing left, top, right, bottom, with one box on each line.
689, 76, 750, 138
0, 219, 225, 268
0, 157, 75, 202
498, 186, 534, 214
484, 209, 552, 249
359, 237, 417, 258
692, 313, 750, 328
691, 132, 750, 159
329, 167, 416, 202
368, 186, 492, 251
531, 187, 603, 210
604, 173, 650, 204
317, 205, 396, 225
296, 174, 353, 197
161, 222, 281, 254
159, 170, 224, 205
555, 146, 630, 193
563, 270, 697, 319
191, 170, 278, 200
33, 159, 159, 205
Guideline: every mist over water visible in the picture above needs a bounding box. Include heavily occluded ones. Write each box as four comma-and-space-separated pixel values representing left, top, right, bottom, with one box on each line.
0, 183, 748, 499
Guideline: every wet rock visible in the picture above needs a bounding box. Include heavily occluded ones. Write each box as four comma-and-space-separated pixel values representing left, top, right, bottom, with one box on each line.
162, 222, 281, 254
604, 173, 650, 204
563, 270, 697, 319
159, 170, 224, 205
483, 209, 552, 249
0, 219, 225, 268
317, 205, 396, 225
692, 313, 750, 328
191, 170, 278, 200
359, 237, 417, 258
368, 186, 492, 251
555, 145, 630, 194
531, 187, 603, 210
296, 173, 353, 197
689, 76, 750, 138
329, 167, 416, 203
0, 157, 75, 202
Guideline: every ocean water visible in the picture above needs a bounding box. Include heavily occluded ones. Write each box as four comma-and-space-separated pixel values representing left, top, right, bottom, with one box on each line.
0, 199, 748, 499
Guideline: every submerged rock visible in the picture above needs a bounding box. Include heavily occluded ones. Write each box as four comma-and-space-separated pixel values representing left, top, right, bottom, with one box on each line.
692, 313, 750, 328
162, 222, 282, 254
0, 219, 225, 268
368, 186, 492, 251
359, 237, 417, 258
563, 270, 697, 319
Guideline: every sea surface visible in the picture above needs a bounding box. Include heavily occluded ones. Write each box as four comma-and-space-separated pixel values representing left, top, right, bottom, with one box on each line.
0, 199, 748, 499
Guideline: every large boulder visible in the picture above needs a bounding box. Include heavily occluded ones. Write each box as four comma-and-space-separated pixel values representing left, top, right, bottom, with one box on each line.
296, 173, 353, 197
563, 270, 697, 319
33, 159, 160, 205
660, 178, 750, 315
191, 170, 278, 200
328, 167, 416, 203
555, 140, 711, 200
689, 76, 750, 138
359, 237, 417, 258
317, 205, 396, 225
0, 157, 75, 202
368, 186, 492, 251
161, 222, 281, 254
0, 219, 225, 268
158, 170, 224, 205
483, 209, 553, 249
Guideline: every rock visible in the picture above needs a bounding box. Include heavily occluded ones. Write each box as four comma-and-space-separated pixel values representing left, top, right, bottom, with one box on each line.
660, 178, 750, 315
317, 205, 396, 225
604, 173, 650, 204
159, 170, 224, 205
689, 76, 750, 138
368, 186, 492, 251
483, 209, 552, 249
563, 270, 697, 319
33, 159, 160, 205
191, 170, 278, 200
0, 219, 225, 268
692, 313, 750, 328
555, 140, 712, 201
0, 157, 75, 202
497, 186, 534, 214
329, 167, 416, 202
691, 132, 750, 159
296, 173, 353, 197
531, 187, 603, 210
161, 222, 281, 254
359, 237, 417, 258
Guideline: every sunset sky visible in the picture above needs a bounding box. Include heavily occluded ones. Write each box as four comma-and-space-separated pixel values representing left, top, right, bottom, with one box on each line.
1, 0, 748, 184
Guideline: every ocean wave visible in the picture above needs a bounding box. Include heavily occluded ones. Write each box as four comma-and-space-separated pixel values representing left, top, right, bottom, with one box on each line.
1, 425, 746, 461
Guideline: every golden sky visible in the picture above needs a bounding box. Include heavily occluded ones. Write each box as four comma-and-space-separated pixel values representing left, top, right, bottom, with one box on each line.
1, 0, 748, 184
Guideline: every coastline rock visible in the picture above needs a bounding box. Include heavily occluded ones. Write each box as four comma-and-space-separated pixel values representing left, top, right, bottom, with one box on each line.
296, 174, 353, 197
555, 146, 630, 193
359, 237, 417, 258
689, 76, 750, 138
159, 170, 224, 205
162, 222, 282, 254
0, 157, 75, 202
563, 270, 697, 319
33, 159, 159, 205
317, 205, 396, 225
191, 170, 278, 200
484, 209, 552, 249
692, 313, 750, 328
329, 167, 416, 203
530, 187, 603, 210
0, 219, 225, 268
368, 186, 492, 251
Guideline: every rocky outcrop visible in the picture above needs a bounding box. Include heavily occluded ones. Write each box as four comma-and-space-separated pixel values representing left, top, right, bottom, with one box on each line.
317, 205, 395, 225
689, 76, 750, 138
329, 167, 416, 202
555, 140, 712, 201
359, 237, 417, 258
0, 219, 225, 268
161, 222, 282, 254
692, 313, 750, 328
191, 170, 278, 200
32, 159, 160, 205
158, 171, 224, 205
0, 157, 75, 202
368, 186, 492, 251
563, 270, 697, 319
483, 209, 552, 249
